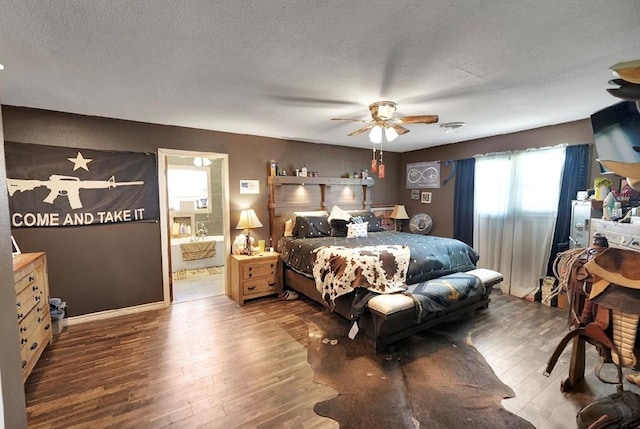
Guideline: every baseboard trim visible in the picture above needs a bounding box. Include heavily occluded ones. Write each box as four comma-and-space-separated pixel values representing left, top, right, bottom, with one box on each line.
67, 301, 168, 326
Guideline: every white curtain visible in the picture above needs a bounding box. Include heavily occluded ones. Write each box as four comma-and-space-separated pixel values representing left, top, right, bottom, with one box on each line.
473, 146, 566, 297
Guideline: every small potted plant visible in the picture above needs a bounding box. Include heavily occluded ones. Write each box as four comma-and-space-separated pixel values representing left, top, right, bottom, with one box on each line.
594, 177, 614, 200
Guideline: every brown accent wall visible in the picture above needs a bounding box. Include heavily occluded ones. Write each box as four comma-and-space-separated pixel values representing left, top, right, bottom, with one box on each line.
2, 106, 401, 316
399, 120, 597, 237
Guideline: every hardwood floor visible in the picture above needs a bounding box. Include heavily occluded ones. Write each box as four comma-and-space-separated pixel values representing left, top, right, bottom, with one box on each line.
24, 290, 640, 428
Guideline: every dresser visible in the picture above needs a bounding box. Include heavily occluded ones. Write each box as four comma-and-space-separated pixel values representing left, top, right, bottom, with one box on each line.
229, 252, 282, 305
13, 252, 53, 382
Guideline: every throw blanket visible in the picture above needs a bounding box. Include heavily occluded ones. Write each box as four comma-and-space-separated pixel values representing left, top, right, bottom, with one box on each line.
312, 245, 410, 305
180, 241, 216, 261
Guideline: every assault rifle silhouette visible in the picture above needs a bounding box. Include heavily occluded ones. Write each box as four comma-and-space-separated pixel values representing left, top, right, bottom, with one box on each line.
7, 175, 144, 209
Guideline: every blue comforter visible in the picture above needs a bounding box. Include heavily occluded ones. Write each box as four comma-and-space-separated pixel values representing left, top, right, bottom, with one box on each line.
278, 231, 479, 285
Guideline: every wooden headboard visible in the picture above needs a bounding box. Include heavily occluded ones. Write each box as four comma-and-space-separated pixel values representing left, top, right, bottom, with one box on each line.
267, 176, 374, 248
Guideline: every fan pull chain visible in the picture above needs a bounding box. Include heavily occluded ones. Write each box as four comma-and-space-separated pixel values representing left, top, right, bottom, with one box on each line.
371, 144, 377, 173
378, 147, 385, 178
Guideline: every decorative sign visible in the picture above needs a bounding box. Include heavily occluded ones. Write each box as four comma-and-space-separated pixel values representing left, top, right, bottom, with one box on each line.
406, 161, 440, 189
240, 179, 260, 194
5, 142, 159, 227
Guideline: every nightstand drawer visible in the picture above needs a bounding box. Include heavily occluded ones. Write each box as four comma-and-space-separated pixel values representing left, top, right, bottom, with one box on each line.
243, 276, 279, 296
15, 266, 38, 294
242, 261, 278, 280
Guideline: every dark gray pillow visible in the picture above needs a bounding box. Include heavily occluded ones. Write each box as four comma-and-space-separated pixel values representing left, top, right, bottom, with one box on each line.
294, 215, 331, 237
330, 219, 349, 237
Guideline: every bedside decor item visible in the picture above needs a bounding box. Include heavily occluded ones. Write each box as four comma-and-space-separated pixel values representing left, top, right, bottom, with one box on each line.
235, 208, 263, 255
421, 191, 432, 204
389, 204, 409, 231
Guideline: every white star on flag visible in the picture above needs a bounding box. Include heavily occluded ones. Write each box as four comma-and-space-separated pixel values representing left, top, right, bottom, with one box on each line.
67, 152, 93, 171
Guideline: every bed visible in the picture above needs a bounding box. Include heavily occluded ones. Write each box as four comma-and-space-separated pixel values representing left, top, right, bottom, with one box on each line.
267, 176, 501, 351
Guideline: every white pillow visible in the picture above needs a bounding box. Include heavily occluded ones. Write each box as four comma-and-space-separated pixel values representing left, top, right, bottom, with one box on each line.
347, 221, 368, 238
284, 218, 294, 237
328, 205, 352, 222
293, 210, 329, 217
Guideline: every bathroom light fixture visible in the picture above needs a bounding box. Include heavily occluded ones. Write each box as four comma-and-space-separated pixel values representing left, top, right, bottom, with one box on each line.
193, 157, 211, 167
235, 209, 263, 255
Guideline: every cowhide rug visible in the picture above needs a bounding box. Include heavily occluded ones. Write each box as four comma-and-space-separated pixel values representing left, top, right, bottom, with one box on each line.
304, 312, 535, 428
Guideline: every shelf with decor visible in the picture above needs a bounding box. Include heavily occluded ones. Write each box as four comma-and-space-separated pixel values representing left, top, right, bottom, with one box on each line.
267, 175, 374, 243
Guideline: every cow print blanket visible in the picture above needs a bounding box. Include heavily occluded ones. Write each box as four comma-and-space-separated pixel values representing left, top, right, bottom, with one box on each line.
311, 244, 410, 305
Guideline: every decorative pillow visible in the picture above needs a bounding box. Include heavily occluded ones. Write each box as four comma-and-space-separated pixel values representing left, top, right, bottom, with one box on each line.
348, 210, 383, 232
330, 219, 349, 237
347, 221, 368, 238
294, 210, 329, 217
294, 215, 331, 238
284, 218, 294, 237
328, 205, 352, 222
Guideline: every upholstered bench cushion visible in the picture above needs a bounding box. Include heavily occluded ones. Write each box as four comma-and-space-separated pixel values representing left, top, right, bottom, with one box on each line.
367, 268, 502, 317
466, 268, 504, 287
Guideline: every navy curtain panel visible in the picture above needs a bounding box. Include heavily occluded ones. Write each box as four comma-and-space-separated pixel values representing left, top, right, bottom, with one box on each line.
453, 157, 475, 246
545, 144, 590, 276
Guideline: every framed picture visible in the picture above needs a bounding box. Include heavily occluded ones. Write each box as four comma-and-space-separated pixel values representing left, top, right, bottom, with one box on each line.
240, 179, 260, 194
410, 189, 420, 200
421, 191, 432, 204
371, 206, 395, 231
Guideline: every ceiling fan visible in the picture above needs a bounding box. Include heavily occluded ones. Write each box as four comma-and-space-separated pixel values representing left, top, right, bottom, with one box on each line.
331, 101, 439, 143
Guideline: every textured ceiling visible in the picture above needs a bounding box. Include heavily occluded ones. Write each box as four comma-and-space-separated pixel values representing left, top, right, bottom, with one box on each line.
0, 1, 639, 152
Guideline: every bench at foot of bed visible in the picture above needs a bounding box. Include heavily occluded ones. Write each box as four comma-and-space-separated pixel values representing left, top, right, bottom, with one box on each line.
363, 268, 504, 352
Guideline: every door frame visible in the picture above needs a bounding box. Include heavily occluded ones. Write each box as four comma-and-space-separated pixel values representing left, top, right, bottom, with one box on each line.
158, 148, 231, 304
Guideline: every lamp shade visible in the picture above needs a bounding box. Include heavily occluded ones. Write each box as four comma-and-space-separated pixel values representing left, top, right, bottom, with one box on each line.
236, 209, 263, 230
369, 125, 382, 144
390, 204, 409, 220
385, 126, 399, 142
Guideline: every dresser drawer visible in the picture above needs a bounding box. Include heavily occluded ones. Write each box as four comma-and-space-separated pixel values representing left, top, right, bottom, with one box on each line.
242, 260, 278, 280
16, 284, 38, 322
243, 276, 280, 296
14, 266, 38, 294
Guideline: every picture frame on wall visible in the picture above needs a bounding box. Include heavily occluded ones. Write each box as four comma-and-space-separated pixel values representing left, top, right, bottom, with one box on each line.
421, 191, 432, 204
410, 189, 420, 200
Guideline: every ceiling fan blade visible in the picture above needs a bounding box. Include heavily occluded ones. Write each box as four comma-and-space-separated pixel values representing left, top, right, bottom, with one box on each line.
396, 115, 439, 125
391, 123, 410, 135
348, 125, 374, 137
331, 118, 371, 123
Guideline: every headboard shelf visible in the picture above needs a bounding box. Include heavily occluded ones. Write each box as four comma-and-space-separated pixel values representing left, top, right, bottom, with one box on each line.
268, 175, 374, 246
268, 176, 374, 186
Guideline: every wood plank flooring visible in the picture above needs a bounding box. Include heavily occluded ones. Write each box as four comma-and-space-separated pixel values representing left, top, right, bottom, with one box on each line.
24, 290, 640, 428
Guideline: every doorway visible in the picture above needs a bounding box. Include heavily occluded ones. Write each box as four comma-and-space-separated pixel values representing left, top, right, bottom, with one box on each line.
158, 149, 230, 304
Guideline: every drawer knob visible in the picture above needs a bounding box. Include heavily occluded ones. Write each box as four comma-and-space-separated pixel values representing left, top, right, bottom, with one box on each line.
32, 285, 39, 292
21, 338, 27, 345
248, 267, 253, 271
20, 326, 27, 333
248, 273, 253, 278
16, 301, 21, 307
28, 275, 35, 282
248, 285, 256, 291
21, 360, 26, 369
268, 281, 276, 287
44, 323, 51, 331
30, 342, 38, 351
17, 313, 23, 320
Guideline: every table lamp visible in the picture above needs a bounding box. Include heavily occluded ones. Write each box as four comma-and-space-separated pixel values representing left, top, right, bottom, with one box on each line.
235, 209, 263, 255
390, 204, 409, 231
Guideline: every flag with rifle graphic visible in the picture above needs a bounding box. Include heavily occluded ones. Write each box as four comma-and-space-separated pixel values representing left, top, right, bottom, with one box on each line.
5, 142, 159, 227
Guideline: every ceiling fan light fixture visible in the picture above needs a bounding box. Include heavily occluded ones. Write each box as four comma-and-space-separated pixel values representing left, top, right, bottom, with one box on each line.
385, 126, 399, 142
369, 101, 396, 120
369, 125, 383, 143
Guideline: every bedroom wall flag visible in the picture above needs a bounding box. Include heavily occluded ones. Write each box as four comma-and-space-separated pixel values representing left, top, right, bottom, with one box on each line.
5, 142, 160, 228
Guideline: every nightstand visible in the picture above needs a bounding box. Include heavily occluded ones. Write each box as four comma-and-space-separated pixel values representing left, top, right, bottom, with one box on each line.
229, 252, 282, 305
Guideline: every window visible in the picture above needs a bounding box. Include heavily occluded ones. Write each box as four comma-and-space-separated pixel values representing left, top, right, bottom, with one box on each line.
167, 165, 211, 213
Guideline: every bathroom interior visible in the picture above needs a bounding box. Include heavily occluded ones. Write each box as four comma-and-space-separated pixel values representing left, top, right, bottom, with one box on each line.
167, 155, 226, 303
